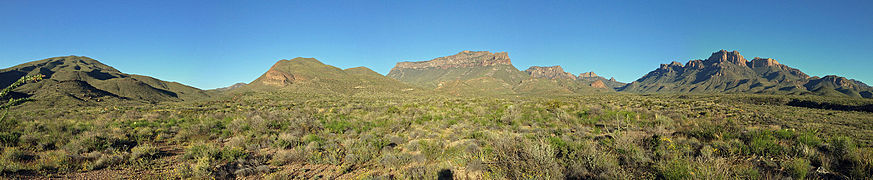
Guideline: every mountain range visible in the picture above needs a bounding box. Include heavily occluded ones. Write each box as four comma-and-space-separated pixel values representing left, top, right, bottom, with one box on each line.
2, 50, 870, 106
622, 50, 873, 98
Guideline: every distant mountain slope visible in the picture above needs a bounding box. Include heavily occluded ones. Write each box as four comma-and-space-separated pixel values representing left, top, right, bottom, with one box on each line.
387, 51, 529, 90
576, 71, 626, 90
240, 57, 421, 96
387, 51, 614, 95
521, 65, 617, 92
621, 50, 873, 98
0, 56, 208, 105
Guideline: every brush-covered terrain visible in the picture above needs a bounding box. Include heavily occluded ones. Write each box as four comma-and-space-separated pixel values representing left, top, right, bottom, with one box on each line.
1, 51, 872, 179
2, 91, 872, 179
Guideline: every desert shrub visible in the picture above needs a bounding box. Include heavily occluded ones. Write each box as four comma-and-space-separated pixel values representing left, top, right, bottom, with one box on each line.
489, 136, 562, 179
830, 136, 856, 158
657, 158, 692, 180
270, 148, 305, 166
273, 133, 300, 149
747, 131, 782, 156
129, 143, 159, 161
220, 146, 248, 162
323, 119, 352, 134
796, 131, 821, 147
1, 147, 31, 162
87, 153, 124, 170
302, 134, 325, 145
64, 132, 111, 154
774, 129, 795, 140
35, 150, 74, 172
0, 147, 31, 173
183, 142, 220, 160
783, 157, 810, 180
174, 156, 213, 178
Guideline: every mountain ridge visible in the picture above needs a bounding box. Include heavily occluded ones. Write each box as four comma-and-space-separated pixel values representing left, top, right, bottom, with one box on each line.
621, 50, 872, 98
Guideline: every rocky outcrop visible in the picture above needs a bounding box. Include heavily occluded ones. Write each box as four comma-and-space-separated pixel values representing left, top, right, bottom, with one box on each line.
525, 66, 576, 80
390, 51, 512, 71
590, 80, 607, 88
706, 50, 747, 66
748, 57, 780, 68
260, 68, 297, 87
578, 72, 598, 78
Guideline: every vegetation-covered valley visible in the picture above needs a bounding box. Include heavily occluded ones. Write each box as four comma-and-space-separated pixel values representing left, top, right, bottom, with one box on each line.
2, 90, 872, 179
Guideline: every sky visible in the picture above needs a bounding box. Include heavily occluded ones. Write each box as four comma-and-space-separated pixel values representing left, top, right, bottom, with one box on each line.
1, 0, 871, 89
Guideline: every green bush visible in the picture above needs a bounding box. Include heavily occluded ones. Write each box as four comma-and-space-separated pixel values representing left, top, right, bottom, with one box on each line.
747, 131, 782, 156
657, 158, 692, 180
784, 158, 810, 179
796, 131, 821, 147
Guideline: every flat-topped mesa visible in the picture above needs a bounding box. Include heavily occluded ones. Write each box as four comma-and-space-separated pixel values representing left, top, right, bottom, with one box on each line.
391, 51, 512, 70
748, 57, 780, 68
706, 50, 748, 66
525, 65, 576, 80
578, 72, 599, 78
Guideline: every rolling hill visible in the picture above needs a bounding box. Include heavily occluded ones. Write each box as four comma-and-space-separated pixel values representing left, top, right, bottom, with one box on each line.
236, 57, 422, 96
0, 56, 208, 106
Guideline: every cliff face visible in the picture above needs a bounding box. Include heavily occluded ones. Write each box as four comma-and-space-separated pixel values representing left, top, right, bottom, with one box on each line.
525, 65, 577, 80
390, 51, 511, 71
386, 51, 529, 91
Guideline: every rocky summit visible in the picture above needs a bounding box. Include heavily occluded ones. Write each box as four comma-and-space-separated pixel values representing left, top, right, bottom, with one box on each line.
390, 50, 511, 70
525, 65, 577, 80
621, 50, 872, 98
578, 72, 598, 78
387, 51, 529, 91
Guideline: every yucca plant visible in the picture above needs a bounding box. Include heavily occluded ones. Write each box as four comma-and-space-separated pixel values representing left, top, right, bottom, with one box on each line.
0, 75, 43, 118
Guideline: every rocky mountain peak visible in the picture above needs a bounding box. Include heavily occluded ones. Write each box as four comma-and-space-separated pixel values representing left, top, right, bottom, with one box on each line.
707, 50, 747, 66
578, 72, 599, 78
749, 57, 780, 68
820, 75, 855, 88
391, 51, 512, 70
525, 65, 576, 80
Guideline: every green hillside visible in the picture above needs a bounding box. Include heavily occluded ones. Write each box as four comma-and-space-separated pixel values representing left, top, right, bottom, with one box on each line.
236, 57, 423, 96
0, 56, 207, 106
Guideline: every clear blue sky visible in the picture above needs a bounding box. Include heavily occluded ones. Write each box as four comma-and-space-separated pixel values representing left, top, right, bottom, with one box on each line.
1, 0, 871, 89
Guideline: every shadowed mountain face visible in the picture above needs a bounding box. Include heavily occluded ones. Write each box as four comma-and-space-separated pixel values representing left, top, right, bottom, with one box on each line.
0, 56, 208, 105
621, 50, 873, 98
241, 57, 421, 96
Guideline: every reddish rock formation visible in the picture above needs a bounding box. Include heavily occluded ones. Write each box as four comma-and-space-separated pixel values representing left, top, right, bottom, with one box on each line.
685, 60, 704, 69
391, 51, 512, 71
590, 80, 607, 88
578, 72, 599, 78
525, 66, 576, 80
